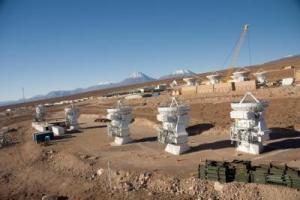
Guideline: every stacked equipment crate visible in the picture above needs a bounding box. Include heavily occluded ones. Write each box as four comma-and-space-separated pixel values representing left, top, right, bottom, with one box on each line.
198, 160, 300, 190
232, 160, 251, 183
250, 164, 269, 184
198, 160, 235, 183
285, 167, 300, 189
266, 164, 286, 186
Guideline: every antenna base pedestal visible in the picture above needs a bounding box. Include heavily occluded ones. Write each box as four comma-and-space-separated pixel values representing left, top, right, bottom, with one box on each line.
236, 141, 263, 155
112, 136, 133, 146
68, 125, 80, 132
165, 143, 190, 155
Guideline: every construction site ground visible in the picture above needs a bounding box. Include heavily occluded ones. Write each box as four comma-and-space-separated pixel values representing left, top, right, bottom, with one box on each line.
0, 86, 300, 200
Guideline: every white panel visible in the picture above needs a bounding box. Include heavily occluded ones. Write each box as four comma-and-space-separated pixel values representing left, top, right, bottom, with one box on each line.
52, 126, 65, 136
230, 111, 255, 119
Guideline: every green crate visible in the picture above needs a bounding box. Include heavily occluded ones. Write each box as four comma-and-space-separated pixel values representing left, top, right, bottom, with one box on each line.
208, 177, 219, 181
286, 168, 299, 177
199, 165, 206, 179
199, 160, 300, 188
251, 173, 267, 184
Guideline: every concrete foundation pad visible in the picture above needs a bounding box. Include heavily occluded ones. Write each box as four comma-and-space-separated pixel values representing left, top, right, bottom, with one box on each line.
32, 122, 51, 132
237, 142, 263, 154
112, 136, 133, 145
68, 125, 80, 132
165, 143, 190, 155
262, 132, 270, 141
52, 126, 65, 136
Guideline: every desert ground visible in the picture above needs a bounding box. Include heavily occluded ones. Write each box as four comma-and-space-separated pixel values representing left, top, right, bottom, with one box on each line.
1, 57, 300, 199
0, 83, 300, 200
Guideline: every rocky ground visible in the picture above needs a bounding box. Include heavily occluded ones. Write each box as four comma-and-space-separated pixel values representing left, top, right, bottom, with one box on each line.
0, 86, 300, 200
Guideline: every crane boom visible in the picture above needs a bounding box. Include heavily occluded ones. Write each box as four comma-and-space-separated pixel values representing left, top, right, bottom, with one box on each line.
229, 24, 249, 68
222, 24, 250, 83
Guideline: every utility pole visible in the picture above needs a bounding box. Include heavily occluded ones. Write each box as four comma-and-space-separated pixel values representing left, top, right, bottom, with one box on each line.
22, 87, 25, 103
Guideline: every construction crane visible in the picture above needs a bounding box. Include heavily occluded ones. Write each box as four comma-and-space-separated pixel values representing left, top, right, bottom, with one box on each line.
223, 24, 250, 82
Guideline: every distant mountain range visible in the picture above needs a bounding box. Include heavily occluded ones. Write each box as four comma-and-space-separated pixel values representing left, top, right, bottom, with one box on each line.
0, 71, 158, 106
262, 54, 300, 65
1, 54, 300, 107
159, 69, 196, 80
119, 72, 156, 85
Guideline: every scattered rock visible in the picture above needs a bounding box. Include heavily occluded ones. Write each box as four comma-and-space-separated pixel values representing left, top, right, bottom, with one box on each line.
97, 168, 104, 176
42, 195, 59, 200
42, 195, 68, 200
79, 154, 89, 159
48, 149, 55, 154
214, 182, 224, 193
8, 127, 17, 132
1, 173, 12, 184
122, 182, 134, 192
91, 173, 96, 180
88, 156, 98, 160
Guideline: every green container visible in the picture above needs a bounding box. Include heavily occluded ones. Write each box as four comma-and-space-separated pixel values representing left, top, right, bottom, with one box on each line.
286, 167, 299, 177
251, 172, 267, 184
198, 160, 300, 188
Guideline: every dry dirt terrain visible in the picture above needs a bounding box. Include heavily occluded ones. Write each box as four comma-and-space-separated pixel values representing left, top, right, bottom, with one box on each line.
1, 57, 300, 199
0, 85, 300, 200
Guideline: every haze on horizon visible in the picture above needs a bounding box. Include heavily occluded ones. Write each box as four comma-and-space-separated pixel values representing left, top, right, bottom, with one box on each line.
0, 0, 300, 101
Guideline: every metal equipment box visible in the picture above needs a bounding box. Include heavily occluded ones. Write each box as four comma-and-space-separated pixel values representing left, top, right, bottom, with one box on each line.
33, 131, 54, 143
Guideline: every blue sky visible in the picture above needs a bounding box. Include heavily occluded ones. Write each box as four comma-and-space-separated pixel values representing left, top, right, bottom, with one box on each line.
0, 0, 300, 101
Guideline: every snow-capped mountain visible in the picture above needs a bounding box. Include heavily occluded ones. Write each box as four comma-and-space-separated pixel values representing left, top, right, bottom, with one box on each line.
97, 81, 113, 85
119, 72, 156, 85
159, 69, 196, 80
0, 72, 157, 106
